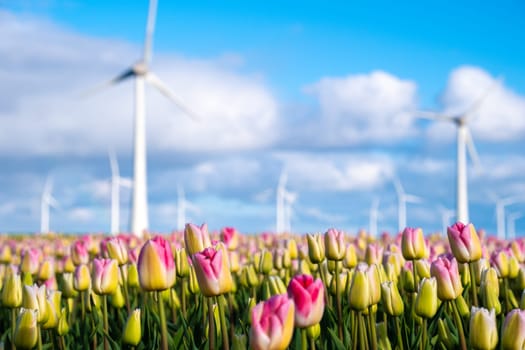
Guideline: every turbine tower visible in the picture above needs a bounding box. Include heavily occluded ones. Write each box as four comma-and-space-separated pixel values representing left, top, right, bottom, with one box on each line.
416, 78, 501, 224
91, 0, 197, 237
507, 211, 523, 240
369, 198, 380, 238
282, 189, 297, 233
109, 150, 133, 234
40, 175, 58, 234
393, 176, 421, 232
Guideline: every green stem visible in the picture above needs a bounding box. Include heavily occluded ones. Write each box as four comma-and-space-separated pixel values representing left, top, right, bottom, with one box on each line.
310, 337, 316, 350
37, 325, 42, 350
412, 260, 419, 292
367, 306, 377, 350
451, 300, 467, 350
421, 318, 427, 350
217, 295, 230, 350
395, 317, 404, 350
334, 260, 343, 341
157, 291, 169, 350
81, 290, 86, 322
102, 295, 109, 350
228, 292, 235, 343
503, 278, 511, 313
60, 335, 67, 350
11, 307, 16, 350
359, 313, 369, 350
181, 278, 187, 318
301, 328, 308, 350
468, 262, 478, 306
120, 265, 131, 313
208, 297, 216, 350
318, 263, 330, 306
352, 312, 358, 350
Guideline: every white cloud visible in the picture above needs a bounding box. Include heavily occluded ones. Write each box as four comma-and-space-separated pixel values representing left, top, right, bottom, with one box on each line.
427, 66, 525, 142
304, 70, 418, 145
0, 10, 278, 156
67, 207, 95, 222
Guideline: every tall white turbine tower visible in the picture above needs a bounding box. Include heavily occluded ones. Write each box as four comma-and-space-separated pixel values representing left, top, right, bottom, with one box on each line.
393, 177, 421, 232
282, 189, 297, 233
109, 151, 133, 234
416, 78, 501, 224
177, 184, 186, 231
507, 211, 523, 240
40, 176, 58, 234
494, 195, 524, 240
91, 0, 198, 237
369, 198, 380, 238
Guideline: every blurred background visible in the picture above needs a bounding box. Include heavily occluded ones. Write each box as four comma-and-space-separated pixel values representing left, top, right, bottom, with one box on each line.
1, 0, 524, 236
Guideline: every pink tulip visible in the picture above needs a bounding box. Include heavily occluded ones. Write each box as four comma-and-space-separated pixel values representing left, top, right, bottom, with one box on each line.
447, 222, 482, 263
137, 236, 176, 291
220, 226, 239, 250
401, 227, 426, 260
71, 240, 89, 266
184, 223, 212, 256
192, 243, 233, 297
250, 294, 295, 350
106, 237, 129, 266
92, 258, 119, 295
430, 256, 463, 300
365, 243, 384, 265
287, 274, 325, 327
20, 248, 42, 275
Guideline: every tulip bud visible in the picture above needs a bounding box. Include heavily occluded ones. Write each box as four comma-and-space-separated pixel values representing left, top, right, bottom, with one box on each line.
400, 263, 415, 293
241, 264, 259, 288
367, 264, 382, 306
57, 308, 69, 336
38, 257, 54, 281
325, 228, 345, 261
306, 323, 321, 341
381, 281, 404, 317
127, 263, 140, 288
430, 257, 463, 300
447, 222, 482, 263
188, 265, 200, 294
92, 258, 119, 295
286, 239, 298, 260
22, 284, 48, 324
138, 236, 176, 291
71, 240, 90, 266
0, 244, 12, 264
365, 243, 383, 265
250, 294, 295, 350
469, 307, 498, 350
349, 264, 370, 311
62, 255, 75, 273
415, 277, 438, 318
110, 286, 125, 308
192, 244, 233, 297
438, 318, 456, 349
14, 308, 38, 349
122, 309, 142, 346
259, 249, 273, 274
1, 272, 22, 308
401, 227, 426, 260
344, 244, 358, 268
106, 237, 129, 266
175, 248, 190, 278
415, 259, 431, 279
60, 272, 78, 298
268, 275, 287, 296
184, 223, 211, 256
20, 248, 41, 276
42, 298, 59, 329
329, 270, 348, 296
480, 267, 501, 315
456, 294, 470, 318
220, 226, 239, 251
73, 264, 91, 292
502, 309, 525, 350
232, 333, 247, 350
307, 233, 325, 264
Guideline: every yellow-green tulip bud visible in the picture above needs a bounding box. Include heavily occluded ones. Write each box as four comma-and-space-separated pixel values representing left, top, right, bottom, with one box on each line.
480, 268, 501, 315
438, 318, 456, 349
470, 307, 498, 350
415, 259, 431, 279
456, 294, 470, 318
376, 321, 393, 350
169, 288, 180, 309
286, 239, 298, 260
502, 309, 525, 350
306, 323, 321, 341
232, 333, 247, 350
325, 228, 346, 261
106, 238, 129, 266
400, 264, 415, 293
1, 272, 22, 308
184, 223, 212, 256
127, 263, 140, 288
0, 244, 12, 264
297, 259, 312, 276
14, 308, 38, 349
368, 264, 382, 305
188, 265, 200, 294
349, 264, 370, 311
60, 273, 78, 298
122, 309, 142, 346
259, 249, 273, 275
229, 251, 241, 273
38, 258, 54, 281
73, 264, 91, 292
268, 275, 287, 295
110, 286, 125, 309
22, 284, 48, 324
57, 308, 69, 336
401, 227, 426, 260
415, 277, 438, 319
381, 281, 404, 317
175, 248, 190, 278
329, 271, 348, 296
307, 233, 325, 264
344, 244, 358, 269
42, 298, 59, 329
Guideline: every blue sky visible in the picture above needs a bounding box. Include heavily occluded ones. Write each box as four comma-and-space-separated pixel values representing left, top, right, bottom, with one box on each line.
1, 0, 525, 236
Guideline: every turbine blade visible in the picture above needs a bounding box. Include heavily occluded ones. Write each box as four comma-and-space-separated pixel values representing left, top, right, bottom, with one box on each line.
43, 174, 53, 197
143, 0, 158, 64
464, 75, 504, 121
465, 128, 481, 169
118, 177, 133, 188
414, 110, 455, 122
404, 194, 422, 203
145, 72, 200, 121
392, 176, 404, 197
46, 195, 59, 209
80, 68, 135, 97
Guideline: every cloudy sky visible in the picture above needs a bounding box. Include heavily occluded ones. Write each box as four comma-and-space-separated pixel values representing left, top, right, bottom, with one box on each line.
1, 0, 525, 236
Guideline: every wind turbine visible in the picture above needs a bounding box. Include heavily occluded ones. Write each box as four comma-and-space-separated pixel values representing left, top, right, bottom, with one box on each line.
393, 176, 421, 232
416, 78, 501, 224
283, 189, 298, 233
89, 0, 198, 237
369, 198, 380, 238
438, 205, 455, 236
109, 150, 133, 234
507, 211, 523, 240
40, 175, 59, 234
493, 195, 524, 240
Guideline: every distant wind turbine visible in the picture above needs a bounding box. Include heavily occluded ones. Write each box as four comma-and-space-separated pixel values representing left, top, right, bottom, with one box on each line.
87, 0, 198, 237
438, 205, 455, 235
492, 195, 525, 240
40, 175, 59, 234
369, 198, 380, 238
393, 176, 421, 232
276, 170, 297, 233
283, 189, 298, 233
109, 150, 133, 234
416, 77, 502, 224
507, 211, 523, 240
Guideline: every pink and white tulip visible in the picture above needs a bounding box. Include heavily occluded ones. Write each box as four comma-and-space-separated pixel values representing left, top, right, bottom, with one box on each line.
447, 222, 482, 263
92, 258, 119, 295
430, 256, 463, 300
250, 294, 295, 350
287, 274, 325, 327
192, 243, 233, 297
137, 236, 176, 291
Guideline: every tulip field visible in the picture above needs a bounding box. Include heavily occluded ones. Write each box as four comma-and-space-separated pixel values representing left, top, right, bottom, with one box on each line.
1, 222, 525, 349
